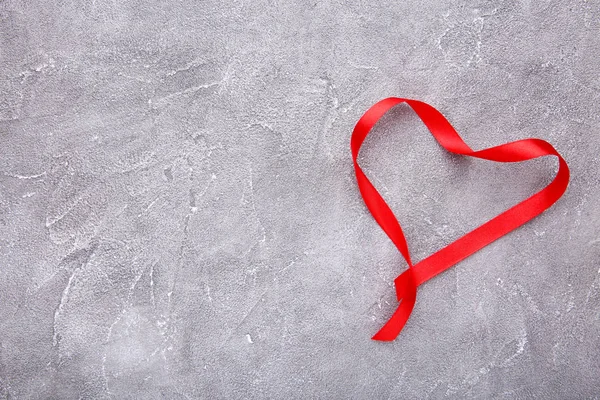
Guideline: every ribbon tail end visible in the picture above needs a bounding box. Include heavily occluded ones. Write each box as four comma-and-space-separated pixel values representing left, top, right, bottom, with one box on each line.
370, 295, 416, 342
371, 330, 397, 342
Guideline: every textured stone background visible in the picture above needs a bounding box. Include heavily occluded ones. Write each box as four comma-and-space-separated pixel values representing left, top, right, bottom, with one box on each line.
1, 0, 599, 398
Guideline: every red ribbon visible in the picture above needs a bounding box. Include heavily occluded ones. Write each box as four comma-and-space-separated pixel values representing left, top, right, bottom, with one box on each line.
351, 98, 570, 341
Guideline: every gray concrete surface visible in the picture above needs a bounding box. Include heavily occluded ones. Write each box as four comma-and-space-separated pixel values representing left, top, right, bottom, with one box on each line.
1, 0, 599, 398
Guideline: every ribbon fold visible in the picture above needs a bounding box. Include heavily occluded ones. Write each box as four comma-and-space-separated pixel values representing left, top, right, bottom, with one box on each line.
351, 98, 570, 341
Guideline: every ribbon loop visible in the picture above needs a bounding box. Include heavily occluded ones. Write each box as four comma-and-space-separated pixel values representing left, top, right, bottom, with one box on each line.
351, 98, 570, 341
394, 268, 417, 301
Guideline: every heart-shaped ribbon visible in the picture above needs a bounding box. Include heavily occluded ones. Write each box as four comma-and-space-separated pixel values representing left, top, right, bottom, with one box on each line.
351, 98, 570, 341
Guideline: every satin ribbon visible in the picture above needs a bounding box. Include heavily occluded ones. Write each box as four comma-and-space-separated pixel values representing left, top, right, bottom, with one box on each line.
351, 98, 570, 341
